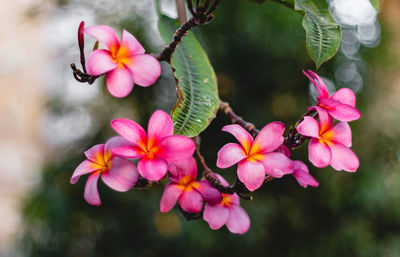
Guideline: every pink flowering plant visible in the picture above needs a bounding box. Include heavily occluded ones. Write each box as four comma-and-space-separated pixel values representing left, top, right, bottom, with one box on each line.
69, 0, 362, 234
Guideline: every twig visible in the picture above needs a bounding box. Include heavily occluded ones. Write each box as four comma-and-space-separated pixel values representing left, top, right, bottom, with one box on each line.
219, 100, 260, 137
156, 0, 223, 63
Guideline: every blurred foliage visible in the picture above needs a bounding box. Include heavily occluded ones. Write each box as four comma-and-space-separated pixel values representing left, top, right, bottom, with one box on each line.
18, 0, 400, 257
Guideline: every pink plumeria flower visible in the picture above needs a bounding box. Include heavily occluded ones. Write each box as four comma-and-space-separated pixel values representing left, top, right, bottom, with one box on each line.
203, 173, 250, 234
217, 123, 293, 191
84, 25, 161, 98
304, 70, 361, 122
276, 145, 319, 188
297, 106, 359, 172
110, 110, 195, 182
160, 157, 221, 213
70, 137, 139, 206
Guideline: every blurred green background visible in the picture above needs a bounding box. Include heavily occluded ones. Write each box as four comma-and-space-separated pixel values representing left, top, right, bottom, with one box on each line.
10, 0, 400, 256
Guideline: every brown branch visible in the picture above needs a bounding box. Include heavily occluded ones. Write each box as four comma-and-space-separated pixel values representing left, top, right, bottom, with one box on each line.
156, 0, 222, 63
219, 100, 260, 137
176, 0, 188, 23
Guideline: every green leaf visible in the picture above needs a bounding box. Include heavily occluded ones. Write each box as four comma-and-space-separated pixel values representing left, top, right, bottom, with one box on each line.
369, 0, 380, 11
295, 0, 341, 68
157, 14, 220, 137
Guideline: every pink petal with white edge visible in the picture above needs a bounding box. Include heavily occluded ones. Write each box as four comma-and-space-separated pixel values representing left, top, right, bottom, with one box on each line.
195, 180, 222, 204
237, 159, 265, 191
138, 156, 168, 181
105, 136, 134, 155
297, 116, 320, 138
328, 103, 361, 122
331, 88, 356, 107
252, 121, 285, 154
84, 25, 120, 50
70, 160, 100, 184
262, 152, 293, 178
84, 171, 102, 206
105, 66, 134, 98
85, 49, 117, 76
101, 157, 139, 192
226, 205, 250, 234
222, 124, 254, 154
203, 203, 230, 230
126, 54, 161, 87
308, 138, 331, 168
160, 183, 184, 212
323, 122, 352, 147
168, 157, 197, 181
112, 146, 146, 159
120, 29, 145, 55
292, 160, 319, 188
111, 118, 147, 149
179, 189, 203, 213
147, 110, 173, 146
158, 135, 195, 163
216, 143, 246, 169
329, 142, 359, 172
84, 144, 105, 164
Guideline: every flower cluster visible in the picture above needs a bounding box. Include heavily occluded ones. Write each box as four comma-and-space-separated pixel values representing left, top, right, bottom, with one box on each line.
297, 70, 360, 172
71, 110, 251, 234
70, 23, 361, 235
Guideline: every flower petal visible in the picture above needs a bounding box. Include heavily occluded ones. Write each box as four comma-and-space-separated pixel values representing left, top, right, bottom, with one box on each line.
237, 159, 265, 191
203, 204, 230, 230
312, 105, 333, 133
84, 25, 120, 50
101, 157, 139, 192
120, 29, 145, 55
297, 116, 320, 138
226, 205, 250, 234
216, 143, 246, 169
195, 180, 222, 204
160, 183, 184, 212
85, 49, 117, 76
84, 171, 101, 206
179, 189, 203, 213
303, 70, 330, 98
110, 118, 147, 149
329, 142, 359, 172
322, 122, 352, 147
308, 138, 331, 168
252, 121, 285, 154
158, 135, 195, 163
84, 144, 105, 165
276, 145, 291, 158
328, 104, 361, 122
147, 110, 173, 147
105, 66, 134, 98
126, 54, 161, 87
222, 124, 254, 154
70, 160, 100, 184
331, 88, 356, 107
168, 157, 197, 181
112, 146, 146, 159
138, 156, 168, 181
262, 152, 293, 178
104, 136, 134, 154
292, 160, 319, 188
